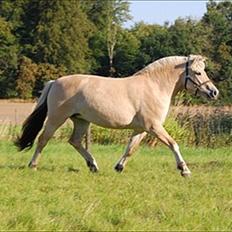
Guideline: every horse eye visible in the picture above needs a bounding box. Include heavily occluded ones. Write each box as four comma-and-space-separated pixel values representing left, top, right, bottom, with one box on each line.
195, 72, 201, 75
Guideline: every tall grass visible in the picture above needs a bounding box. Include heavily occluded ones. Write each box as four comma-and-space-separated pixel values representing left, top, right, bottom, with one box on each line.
173, 106, 232, 147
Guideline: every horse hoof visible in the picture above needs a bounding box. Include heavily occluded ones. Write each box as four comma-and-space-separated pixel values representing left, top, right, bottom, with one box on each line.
115, 164, 124, 172
89, 166, 98, 173
87, 161, 99, 173
181, 170, 191, 177
28, 162, 37, 171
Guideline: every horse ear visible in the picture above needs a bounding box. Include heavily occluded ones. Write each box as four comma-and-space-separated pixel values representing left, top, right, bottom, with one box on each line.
202, 56, 208, 62
198, 55, 207, 62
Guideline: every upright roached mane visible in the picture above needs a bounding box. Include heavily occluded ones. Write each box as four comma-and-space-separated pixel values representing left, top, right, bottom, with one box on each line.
15, 55, 219, 177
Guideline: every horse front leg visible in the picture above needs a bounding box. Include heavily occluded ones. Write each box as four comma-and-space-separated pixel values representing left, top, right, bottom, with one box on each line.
115, 131, 147, 172
149, 123, 191, 177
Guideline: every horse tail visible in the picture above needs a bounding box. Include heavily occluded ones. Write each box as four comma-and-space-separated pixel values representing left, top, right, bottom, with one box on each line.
15, 80, 54, 151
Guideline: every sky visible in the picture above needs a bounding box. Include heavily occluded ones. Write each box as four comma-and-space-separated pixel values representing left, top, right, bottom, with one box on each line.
124, 1, 208, 27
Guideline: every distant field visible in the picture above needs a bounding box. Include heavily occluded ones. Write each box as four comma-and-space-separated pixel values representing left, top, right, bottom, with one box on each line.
0, 141, 231, 230
0, 100, 34, 124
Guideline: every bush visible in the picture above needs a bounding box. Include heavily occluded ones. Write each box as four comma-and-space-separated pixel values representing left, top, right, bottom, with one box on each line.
16, 57, 38, 99
16, 57, 66, 99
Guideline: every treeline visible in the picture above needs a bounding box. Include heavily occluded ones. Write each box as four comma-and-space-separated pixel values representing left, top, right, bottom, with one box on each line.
0, 0, 231, 104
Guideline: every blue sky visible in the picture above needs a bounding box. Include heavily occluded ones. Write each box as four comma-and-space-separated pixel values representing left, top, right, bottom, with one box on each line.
124, 1, 208, 27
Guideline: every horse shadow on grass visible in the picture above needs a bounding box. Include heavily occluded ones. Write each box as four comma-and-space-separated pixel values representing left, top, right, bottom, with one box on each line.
188, 160, 228, 169
0, 164, 80, 173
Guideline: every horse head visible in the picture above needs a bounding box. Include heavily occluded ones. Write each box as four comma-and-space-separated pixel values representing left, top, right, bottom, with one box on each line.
184, 55, 219, 100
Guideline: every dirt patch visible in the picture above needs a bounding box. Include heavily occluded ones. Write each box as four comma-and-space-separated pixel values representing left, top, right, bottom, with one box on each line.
0, 100, 35, 124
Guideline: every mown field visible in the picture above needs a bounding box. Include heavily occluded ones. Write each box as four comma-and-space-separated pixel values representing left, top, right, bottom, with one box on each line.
0, 141, 231, 231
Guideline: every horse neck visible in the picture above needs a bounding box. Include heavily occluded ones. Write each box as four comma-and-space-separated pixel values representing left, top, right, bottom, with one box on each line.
147, 61, 184, 99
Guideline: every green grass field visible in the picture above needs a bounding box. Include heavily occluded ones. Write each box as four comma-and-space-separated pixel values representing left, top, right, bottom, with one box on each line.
0, 141, 231, 231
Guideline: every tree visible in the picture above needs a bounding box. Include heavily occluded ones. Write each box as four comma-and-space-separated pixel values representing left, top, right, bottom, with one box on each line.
105, 0, 131, 76
202, 0, 232, 103
131, 22, 170, 70
33, 63, 66, 97
113, 29, 140, 76
0, 0, 27, 34
85, 0, 131, 76
168, 18, 210, 56
20, 0, 94, 73
0, 17, 18, 97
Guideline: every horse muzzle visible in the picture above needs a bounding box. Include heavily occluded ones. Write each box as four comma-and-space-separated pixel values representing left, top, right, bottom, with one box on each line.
208, 88, 219, 100
198, 83, 219, 100
205, 86, 219, 100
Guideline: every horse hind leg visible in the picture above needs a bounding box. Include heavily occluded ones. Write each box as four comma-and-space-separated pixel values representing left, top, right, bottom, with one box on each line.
69, 118, 99, 172
115, 131, 147, 172
28, 117, 67, 169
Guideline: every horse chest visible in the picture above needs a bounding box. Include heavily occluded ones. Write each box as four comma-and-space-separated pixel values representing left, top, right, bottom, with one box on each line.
139, 99, 170, 126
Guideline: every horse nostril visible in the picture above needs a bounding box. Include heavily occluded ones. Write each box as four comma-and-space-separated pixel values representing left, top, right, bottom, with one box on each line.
210, 90, 218, 98
213, 90, 218, 97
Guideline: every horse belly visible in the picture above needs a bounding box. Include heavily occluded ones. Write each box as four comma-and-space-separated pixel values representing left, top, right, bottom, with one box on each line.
88, 111, 133, 128
79, 105, 135, 129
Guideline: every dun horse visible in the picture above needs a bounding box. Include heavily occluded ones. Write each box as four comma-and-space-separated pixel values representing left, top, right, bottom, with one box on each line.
15, 55, 219, 177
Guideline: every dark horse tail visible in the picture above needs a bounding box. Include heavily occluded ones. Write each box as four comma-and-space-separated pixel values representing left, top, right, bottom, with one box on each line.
15, 81, 54, 151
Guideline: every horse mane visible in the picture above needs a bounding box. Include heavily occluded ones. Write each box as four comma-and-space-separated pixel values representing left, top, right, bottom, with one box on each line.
134, 56, 186, 76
